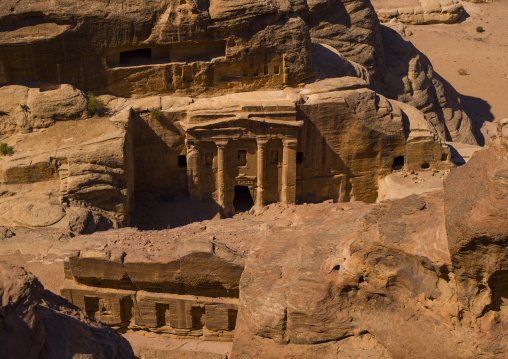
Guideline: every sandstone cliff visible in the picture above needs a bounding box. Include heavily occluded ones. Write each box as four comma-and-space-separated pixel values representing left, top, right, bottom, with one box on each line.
0, 0, 476, 144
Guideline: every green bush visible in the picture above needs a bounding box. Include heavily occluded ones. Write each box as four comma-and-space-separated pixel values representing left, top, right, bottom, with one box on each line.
457, 68, 468, 76
476, 26, 485, 33
87, 92, 105, 116
0, 143, 13, 155
150, 110, 163, 119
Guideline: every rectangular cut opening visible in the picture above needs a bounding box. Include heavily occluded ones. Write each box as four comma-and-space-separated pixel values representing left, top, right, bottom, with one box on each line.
192, 306, 206, 329
84, 296, 100, 317
178, 155, 187, 168
392, 156, 404, 171
228, 309, 238, 330
238, 150, 247, 167
106, 40, 226, 68
296, 152, 304, 164
119, 48, 152, 66
156, 303, 170, 327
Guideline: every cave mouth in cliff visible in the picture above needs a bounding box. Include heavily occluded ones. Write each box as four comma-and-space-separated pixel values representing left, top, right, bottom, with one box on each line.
233, 186, 254, 213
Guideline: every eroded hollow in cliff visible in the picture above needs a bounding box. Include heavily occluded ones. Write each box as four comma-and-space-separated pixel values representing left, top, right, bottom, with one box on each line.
106, 41, 227, 68
486, 270, 508, 319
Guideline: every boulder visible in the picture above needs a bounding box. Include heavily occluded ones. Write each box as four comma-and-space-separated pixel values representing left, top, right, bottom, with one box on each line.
0, 261, 135, 359
444, 138, 508, 356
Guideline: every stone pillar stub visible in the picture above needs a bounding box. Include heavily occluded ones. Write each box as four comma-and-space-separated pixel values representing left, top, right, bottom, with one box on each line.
255, 138, 269, 214
281, 139, 297, 204
215, 140, 229, 216
186, 139, 201, 201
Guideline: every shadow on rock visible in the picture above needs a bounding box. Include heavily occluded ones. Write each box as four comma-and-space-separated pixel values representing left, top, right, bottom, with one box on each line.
459, 93, 494, 146
131, 193, 221, 230
380, 25, 477, 145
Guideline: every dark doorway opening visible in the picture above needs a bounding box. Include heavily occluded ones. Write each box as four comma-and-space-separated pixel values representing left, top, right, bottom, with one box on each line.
156, 303, 170, 327
119, 48, 152, 66
233, 186, 254, 213
296, 152, 304, 164
178, 155, 187, 168
392, 156, 405, 171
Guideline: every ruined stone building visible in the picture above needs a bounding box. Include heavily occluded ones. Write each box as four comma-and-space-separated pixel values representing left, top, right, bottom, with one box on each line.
60, 237, 244, 340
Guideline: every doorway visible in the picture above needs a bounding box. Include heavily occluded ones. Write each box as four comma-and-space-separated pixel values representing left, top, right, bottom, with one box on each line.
233, 186, 254, 213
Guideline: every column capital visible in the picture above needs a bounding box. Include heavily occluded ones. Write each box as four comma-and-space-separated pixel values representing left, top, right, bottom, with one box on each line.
186, 139, 200, 146
283, 138, 298, 148
215, 140, 229, 148
256, 137, 270, 146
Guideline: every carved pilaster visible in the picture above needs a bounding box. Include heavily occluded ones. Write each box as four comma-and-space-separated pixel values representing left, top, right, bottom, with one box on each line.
186, 140, 201, 201
281, 139, 297, 204
215, 140, 229, 215
255, 138, 269, 214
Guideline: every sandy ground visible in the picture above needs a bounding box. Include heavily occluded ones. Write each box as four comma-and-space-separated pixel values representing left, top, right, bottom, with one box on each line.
401, 0, 508, 144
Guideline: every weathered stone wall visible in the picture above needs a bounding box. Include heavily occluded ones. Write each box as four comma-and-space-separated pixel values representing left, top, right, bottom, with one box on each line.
60, 237, 245, 341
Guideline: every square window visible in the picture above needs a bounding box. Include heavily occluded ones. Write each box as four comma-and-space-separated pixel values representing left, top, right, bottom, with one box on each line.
296, 152, 304, 164
178, 155, 187, 168
205, 152, 213, 166
238, 150, 247, 166
84, 296, 100, 317
270, 150, 279, 165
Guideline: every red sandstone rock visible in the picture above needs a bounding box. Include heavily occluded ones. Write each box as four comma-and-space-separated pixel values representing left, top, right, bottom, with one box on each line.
444, 138, 508, 357
231, 141, 508, 358
0, 261, 135, 359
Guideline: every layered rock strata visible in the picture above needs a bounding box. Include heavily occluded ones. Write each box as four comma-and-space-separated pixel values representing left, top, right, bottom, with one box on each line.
0, 85, 133, 232
444, 137, 508, 357
0, 0, 313, 96
375, 0, 464, 24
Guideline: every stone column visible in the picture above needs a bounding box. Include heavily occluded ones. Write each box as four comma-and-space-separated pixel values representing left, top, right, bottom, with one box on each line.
255, 138, 268, 214
216, 140, 228, 215
186, 140, 201, 201
281, 139, 297, 204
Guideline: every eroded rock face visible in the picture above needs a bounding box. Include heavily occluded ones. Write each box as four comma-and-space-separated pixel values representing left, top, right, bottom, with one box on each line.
444, 138, 508, 356
0, 84, 87, 135
60, 230, 245, 341
0, 0, 477, 145
375, 0, 464, 25
0, 84, 134, 232
0, 0, 476, 232
232, 192, 477, 358
0, 261, 135, 359
231, 141, 508, 358
0, 0, 313, 96
380, 24, 477, 145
